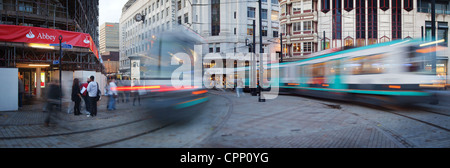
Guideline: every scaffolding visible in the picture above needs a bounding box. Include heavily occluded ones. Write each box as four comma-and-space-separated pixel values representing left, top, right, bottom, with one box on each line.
0, 0, 103, 73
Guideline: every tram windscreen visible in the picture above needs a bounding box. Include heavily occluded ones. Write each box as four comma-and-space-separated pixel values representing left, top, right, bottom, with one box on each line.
405, 45, 443, 75
139, 28, 201, 80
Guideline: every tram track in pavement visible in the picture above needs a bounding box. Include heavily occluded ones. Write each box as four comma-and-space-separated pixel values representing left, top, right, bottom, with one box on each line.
378, 107, 450, 132
0, 115, 155, 140
85, 92, 233, 148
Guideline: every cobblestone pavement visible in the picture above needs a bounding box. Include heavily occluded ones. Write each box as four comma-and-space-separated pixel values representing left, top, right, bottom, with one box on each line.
1, 90, 449, 148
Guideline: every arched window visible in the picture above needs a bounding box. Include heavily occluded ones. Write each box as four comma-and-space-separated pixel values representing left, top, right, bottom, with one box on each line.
344, 36, 354, 46
380, 36, 390, 43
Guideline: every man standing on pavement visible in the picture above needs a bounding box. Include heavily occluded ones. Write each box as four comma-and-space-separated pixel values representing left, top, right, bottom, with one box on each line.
80, 77, 91, 115
86, 75, 98, 117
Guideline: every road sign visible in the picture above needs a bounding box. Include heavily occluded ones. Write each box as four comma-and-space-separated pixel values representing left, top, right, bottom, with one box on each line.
53, 60, 60, 64
49, 42, 73, 49
61, 43, 73, 49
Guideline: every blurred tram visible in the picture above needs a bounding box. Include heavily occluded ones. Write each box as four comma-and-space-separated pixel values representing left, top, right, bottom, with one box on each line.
243, 39, 443, 106
112, 25, 208, 122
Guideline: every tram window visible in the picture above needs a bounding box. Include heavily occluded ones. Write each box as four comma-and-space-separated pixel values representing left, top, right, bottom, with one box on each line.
348, 54, 385, 75
405, 46, 435, 74
312, 63, 325, 77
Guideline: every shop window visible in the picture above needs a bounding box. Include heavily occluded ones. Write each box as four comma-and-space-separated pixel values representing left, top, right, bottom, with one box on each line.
293, 43, 301, 53
344, 37, 354, 46
303, 42, 312, 52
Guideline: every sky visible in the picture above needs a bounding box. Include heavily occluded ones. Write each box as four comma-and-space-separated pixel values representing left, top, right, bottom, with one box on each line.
99, 0, 129, 25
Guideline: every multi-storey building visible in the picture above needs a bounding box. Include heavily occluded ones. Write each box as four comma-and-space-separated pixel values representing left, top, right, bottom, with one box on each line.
0, 0, 103, 111
317, 0, 450, 84
99, 22, 120, 54
279, 0, 318, 61
119, 0, 281, 77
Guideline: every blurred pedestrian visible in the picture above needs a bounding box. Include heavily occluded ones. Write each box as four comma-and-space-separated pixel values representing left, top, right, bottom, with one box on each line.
108, 78, 117, 111
71, 78, 82, 115
116, 79, 125, 103
132, 80, 140, 106
80, 77, 91, 115
236, 78, 245, 97
18, 75, 24, 109
44, 81, 62, 126
86, 75, 98, 117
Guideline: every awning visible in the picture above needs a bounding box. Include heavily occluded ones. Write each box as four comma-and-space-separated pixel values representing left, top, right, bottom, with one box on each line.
0, 24, 99, 59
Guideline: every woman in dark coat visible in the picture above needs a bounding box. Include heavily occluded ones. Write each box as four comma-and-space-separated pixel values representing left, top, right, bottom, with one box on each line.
71, 78, 82, 115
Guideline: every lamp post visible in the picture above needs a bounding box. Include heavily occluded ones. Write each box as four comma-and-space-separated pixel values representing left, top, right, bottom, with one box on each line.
258, 0, 265, 102
59, 35, 63, 111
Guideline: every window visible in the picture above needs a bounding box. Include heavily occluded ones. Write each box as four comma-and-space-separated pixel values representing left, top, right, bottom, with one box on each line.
380, 0, 389, 11
281, 5, 286, 15
271, 0, 278, 5
271, 10, 279, 21
322, 0, 330, 13
344, 0, 354, 12
293, 2, 301, 13
303, 0, 312, 12
348, 54, 385, 75
18, 2, 33, 12
311, 63, 325, 83
216, 46, 220, 53
184, 13, 189, 23
303, 42, 312, 52
368, 0, 377, 42
293, 43, 301, 52
178, 16, 182, 24
262, 26, 268, 36
273, 30, 279, 37
404, 0, 413, 12
234, 12, 236, 19
356, 0, 365, 42
262, 9, 268, 20
332, 0, 342, 39
344, 37, 354, 46
248, 7, 256, 18
177, 0, 181, 10
209, 44, 214, 53
392, 0, 402, 40
212, 0, 220, 36
293, 22, 301, 32
247, 24, 254, 35
438, 22, 448, 46
303, 21, 312, 31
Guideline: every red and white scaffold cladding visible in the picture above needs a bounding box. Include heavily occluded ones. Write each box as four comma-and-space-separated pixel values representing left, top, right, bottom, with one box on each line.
0, 24, 99, 59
